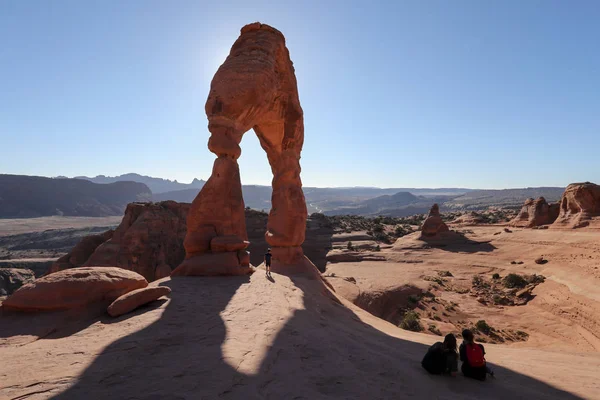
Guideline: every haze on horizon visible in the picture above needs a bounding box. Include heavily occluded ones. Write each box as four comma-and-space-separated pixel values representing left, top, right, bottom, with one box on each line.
1, 1, 599, 190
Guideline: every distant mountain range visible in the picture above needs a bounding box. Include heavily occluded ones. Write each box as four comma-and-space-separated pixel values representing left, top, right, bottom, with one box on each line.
0, 175, 151, 218
74, 173, 205, 194
0, 173, 567, 218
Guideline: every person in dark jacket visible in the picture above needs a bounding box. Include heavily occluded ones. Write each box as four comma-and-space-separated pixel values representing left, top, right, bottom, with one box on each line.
459, 329, 494, 381
264, 248, 272, 276
422, 334, 458, 376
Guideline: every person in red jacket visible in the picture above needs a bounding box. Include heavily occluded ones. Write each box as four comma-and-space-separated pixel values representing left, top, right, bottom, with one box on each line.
459, 329, 495, 381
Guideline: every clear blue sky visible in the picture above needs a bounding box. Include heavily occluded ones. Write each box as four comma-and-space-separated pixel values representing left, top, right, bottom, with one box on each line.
1, 1, 599, 189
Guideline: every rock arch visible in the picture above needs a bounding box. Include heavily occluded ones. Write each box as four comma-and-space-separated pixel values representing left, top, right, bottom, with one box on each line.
173, 23, 308, 276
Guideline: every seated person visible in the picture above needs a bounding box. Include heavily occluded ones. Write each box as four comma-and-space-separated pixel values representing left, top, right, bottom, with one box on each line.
422, 333, 458, 376
459, 329, 494, 381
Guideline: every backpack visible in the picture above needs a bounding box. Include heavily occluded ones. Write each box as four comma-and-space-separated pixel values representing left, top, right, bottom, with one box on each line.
466, 343, 486, 367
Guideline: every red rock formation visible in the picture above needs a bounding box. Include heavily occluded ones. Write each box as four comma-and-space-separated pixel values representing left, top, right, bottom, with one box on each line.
551, 182, 600, 228
420, 204, 449, 237
107, 286, 171, 317
183, 23, 307, 275
451, 212, 484, 226
2, 267, 147, 312
509, 197, 559, 228
49, 230, 114, 274
83, 201, 189, 282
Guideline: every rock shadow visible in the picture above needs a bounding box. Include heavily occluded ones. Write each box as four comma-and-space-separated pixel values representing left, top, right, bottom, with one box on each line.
420, 231, 497, 254
47, 273, 583, 399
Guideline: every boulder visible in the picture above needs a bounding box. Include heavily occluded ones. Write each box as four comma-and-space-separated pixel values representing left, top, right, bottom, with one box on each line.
0, 268, 35, 296
420, 204, 449, 237
2, 267, 148, 312
107, 286, 171, 317
509, 197, 559, 228
551, 182, 600, 229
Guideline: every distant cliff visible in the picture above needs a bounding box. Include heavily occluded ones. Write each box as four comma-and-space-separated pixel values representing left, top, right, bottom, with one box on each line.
0, 174, 151, 218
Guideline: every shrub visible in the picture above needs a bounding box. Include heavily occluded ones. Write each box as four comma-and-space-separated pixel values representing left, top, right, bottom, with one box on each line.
347, 241, 354, 251
400, 311, 423, 332
408, 294, 420, 304
472, 275, 484, 286
527, 274, 546, 284
373, 224, 384, 233
373, 231, 390, 243
475, 320, 492, 335
492, 273, 501, 280
438, 270, 453, 277
503, 273, 528, 289
375, 244, 381, 251
428, 324, 442, 336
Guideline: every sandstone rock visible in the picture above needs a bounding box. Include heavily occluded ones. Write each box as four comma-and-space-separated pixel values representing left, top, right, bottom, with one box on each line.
326, 250, 387, 263
551, 182, 600, 229
107, 286, 171, 317
2, 267, 148, 312
0, 268, 35, 296
237, 250, 250, 267
183, 23, 307, 275
420, 204, 449, 237
210, 235, 249, 253
451, 212, 484, 226
49, 229, 114, 274
83, 201, 190, 282
534, 257, 547, 265
154, 262, 172, 280
171, 252, 254, 277
509, 197, 559, 228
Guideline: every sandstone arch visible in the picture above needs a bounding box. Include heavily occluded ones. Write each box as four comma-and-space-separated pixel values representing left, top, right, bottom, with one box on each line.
174, 23, 308, 276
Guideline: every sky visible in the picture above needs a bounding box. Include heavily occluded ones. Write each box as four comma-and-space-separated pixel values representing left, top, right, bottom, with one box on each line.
1, 0, 599, 189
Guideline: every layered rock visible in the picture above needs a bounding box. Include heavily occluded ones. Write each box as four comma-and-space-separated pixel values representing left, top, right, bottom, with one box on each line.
0, 268, 35, 297
79, 201, 189, 282
509, 197, 559, 228
49, 230, 114, 274
451, 212, 484, 226
420, 204, 449, 237
183, 23, 307, 275
551, 182, 600, 228
107, 285, 171, 317
2, 267, 147, 312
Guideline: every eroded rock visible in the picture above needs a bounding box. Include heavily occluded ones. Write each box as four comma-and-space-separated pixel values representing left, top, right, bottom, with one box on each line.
2, 267, 148, 312
551, 182, 600, 229
49, 230, 115, 274
183, 23, 307, 275
420, 204, 449, 237
83, 201, 189, 281
509, 197, 559, 228
107, 286, 171, 317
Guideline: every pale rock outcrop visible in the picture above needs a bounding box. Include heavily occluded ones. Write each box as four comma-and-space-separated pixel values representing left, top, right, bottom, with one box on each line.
551, 182, 600, 228
509, 197, 559, 228
420, 204, 449, 237
2, 267, 147, 312
182, 23, 308, 275
107, 286, 171, 317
